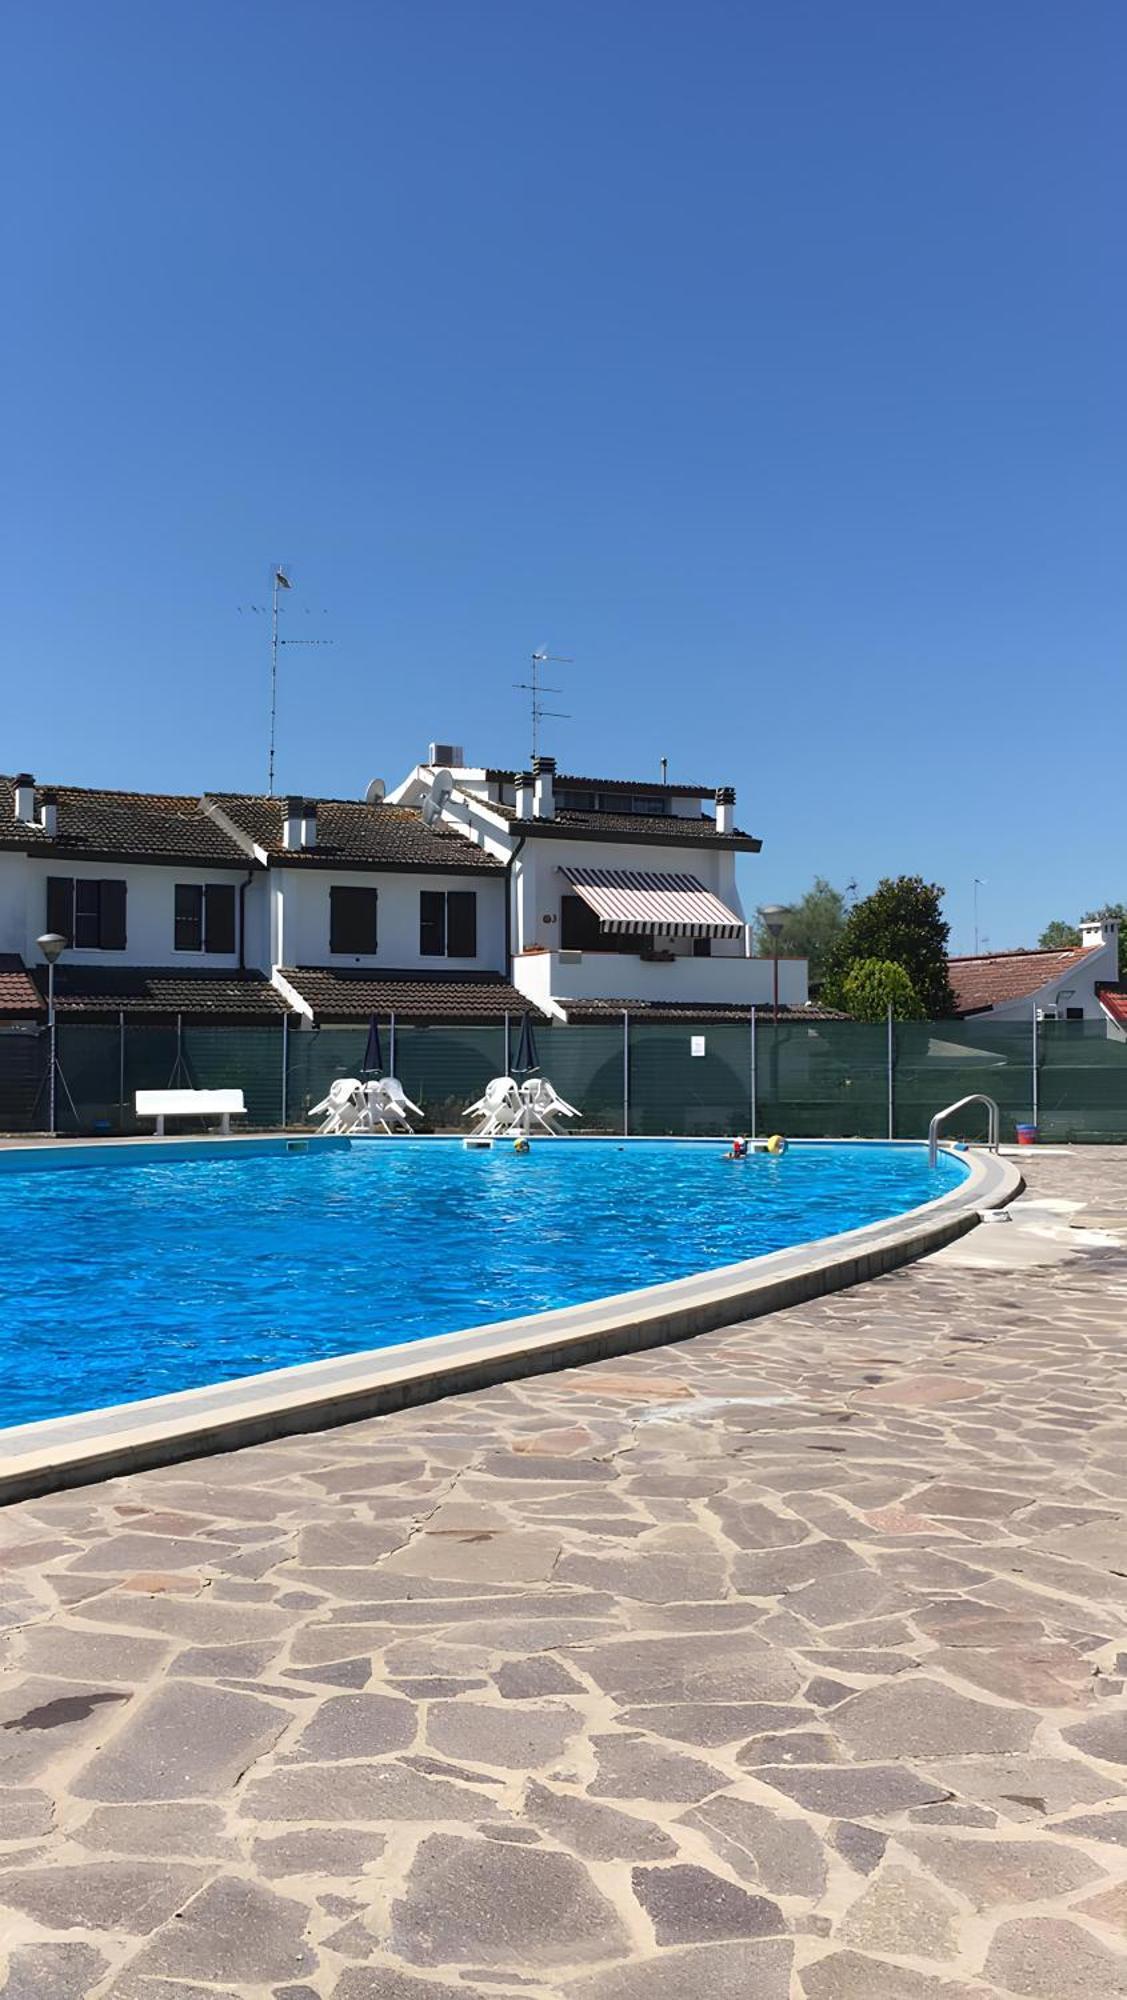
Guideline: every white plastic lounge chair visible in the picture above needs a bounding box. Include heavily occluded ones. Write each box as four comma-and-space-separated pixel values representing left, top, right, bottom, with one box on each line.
463, 1076, 523, 1137
516, 1075, 580, 1136
364, 1076, 423, 1134
309, 1077, 367, 1135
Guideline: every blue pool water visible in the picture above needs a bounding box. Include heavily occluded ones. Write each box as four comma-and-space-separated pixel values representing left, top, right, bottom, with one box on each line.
0, 1140, 965, 1428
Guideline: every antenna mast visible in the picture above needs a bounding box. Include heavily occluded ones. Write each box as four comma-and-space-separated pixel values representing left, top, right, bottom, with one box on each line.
261, 566, 334, 794
514, 649, 572, 764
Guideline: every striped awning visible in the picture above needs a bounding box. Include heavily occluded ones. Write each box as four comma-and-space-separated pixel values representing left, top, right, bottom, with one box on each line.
559, 866, 745, 938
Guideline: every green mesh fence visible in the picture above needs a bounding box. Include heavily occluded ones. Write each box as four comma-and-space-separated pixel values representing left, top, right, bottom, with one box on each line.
1038, 1020, 1127, 1142
10, 1011, 1127, 1142
893, 1019, 1034, 1141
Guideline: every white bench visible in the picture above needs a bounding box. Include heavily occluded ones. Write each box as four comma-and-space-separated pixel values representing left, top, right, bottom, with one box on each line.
135, 1088, 247, 1136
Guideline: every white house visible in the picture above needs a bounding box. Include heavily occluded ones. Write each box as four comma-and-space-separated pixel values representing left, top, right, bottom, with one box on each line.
387, 748, 811, 1021
947, 918, 1122, 1027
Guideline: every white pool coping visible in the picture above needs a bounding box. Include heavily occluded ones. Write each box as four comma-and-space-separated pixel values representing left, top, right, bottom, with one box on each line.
0, 1139, 1021, 1503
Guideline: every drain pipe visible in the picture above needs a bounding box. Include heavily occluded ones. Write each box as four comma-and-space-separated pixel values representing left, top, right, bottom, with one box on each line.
505, 832, 528, 968
623, 1010, 630, 1136
238, 868, 255, 970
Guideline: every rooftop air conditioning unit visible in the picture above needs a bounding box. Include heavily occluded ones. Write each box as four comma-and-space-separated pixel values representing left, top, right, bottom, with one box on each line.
429, 742, 464, 767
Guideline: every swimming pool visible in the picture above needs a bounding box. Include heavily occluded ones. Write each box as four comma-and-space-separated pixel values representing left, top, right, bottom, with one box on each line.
0, 1140, 965, 1429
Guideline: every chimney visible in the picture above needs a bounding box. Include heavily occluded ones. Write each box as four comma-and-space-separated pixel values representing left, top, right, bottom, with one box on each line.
1082, 915, 1120, 976
38, 789, 58, 837
715, 785, 736, 835
13, 774, 34, 823
301, 799, 318, 848
283, 796, 304, 850
514, 772, 534, 821
533, 755, 556, 820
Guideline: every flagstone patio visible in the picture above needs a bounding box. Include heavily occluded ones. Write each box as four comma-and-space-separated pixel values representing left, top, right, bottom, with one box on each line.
3, 1150, 1127, 1998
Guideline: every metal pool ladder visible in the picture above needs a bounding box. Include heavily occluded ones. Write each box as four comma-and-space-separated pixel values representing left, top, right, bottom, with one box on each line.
928, 1094, 1000, 1168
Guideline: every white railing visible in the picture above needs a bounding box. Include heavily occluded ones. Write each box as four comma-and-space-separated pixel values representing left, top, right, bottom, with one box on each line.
928, 1094, 1000, 1168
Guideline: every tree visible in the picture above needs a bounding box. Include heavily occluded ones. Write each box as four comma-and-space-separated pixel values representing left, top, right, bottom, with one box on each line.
824, 875, 955, 1017
1038, 920, 1081, 949
840, 958, 922, 1022
753, 878, 849, 985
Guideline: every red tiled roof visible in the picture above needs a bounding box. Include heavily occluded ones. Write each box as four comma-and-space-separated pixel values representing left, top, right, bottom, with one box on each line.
0, 956, 44, 1017
1099, 989, 1127, 1027
485, 770, 714, 797
947, 946, 1096, 1016
209, 796, 501, 873
281, 967, 545, 1024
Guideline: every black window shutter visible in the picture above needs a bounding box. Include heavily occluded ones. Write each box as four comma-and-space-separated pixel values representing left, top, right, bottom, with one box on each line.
204, 883, 236, 954
46, 877, 74, 946
99, 879, 127, 951
175, 884, 203, 951
446, 891, 477, 958
419, 891, 446, 957
331, 886, 378, 954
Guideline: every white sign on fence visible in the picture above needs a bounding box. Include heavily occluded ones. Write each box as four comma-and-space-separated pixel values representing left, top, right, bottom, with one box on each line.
690, 1035, 706, 1058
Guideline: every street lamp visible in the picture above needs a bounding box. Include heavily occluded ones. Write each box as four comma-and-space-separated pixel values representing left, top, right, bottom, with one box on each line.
758, 905, 788, 1025
36, 932, 67, 1138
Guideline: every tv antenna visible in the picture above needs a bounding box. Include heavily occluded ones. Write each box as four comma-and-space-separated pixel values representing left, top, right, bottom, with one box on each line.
514, 647, 572, 764
245, 567, 334, 795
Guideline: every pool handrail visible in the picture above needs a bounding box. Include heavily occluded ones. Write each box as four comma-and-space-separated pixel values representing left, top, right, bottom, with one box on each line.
928, 1094, 1000, 1168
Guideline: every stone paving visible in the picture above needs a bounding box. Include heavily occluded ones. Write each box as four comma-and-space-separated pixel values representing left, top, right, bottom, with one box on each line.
4, 1151, 1127, 1998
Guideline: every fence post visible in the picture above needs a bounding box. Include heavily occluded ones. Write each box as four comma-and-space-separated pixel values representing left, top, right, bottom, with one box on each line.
390, 1012, 397, 1077
622, 1011, 630, 1136
281, 1013, 289, 1128
118, 1009, 126, 1131
749, 1009, 757, 1140
504, 1010, 510, 1076
887, 1003, 894, 1140
1032, 1003, 1039, 1130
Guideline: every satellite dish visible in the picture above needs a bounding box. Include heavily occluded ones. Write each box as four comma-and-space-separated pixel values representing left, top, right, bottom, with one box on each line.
364, 778, 386, 806
420, 768, 454, 828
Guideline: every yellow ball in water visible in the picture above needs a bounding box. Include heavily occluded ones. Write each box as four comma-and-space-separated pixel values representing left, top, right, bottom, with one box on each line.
766, 1134, 788, 1155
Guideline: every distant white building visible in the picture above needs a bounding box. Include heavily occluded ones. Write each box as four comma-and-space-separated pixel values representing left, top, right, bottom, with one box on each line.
947, 917, 1122, 1028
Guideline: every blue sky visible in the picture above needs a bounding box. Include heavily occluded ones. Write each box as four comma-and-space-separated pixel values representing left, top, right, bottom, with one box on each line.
3, 1, 1123, 953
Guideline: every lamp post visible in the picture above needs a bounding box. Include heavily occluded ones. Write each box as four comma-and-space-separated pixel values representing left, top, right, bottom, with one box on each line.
36, 932, 66, 1137
758, 905, 788, 1025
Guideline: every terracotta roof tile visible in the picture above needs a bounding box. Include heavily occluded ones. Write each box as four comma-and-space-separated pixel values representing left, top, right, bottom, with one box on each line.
0, 956, 43, 1017
1099, 989, 1127, 1027
281, 966, 544, 1024
209, 795, 501, 872
0, 778, 252, 866
947, 946, 1097, 1016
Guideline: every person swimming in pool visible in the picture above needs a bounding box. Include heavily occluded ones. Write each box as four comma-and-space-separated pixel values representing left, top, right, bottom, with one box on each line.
724, 1136, 748, 1160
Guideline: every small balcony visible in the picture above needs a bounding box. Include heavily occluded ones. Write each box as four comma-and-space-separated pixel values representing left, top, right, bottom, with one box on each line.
512, 948, 808, 1015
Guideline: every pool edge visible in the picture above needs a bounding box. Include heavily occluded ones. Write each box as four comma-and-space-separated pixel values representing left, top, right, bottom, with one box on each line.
0, 1145, 1020, 1504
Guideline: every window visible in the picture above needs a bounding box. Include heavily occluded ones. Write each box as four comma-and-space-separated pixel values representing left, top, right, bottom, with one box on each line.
47, 876, 126, 950
560, 893, 636, 954
1065, 1006, 1084, 1021
175, 883, 236, 954
420, 890, 477, 958
693, 937, 712, 958
330, 885, 378, 955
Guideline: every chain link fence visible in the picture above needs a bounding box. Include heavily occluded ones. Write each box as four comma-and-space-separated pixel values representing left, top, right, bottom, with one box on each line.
8, 1011, 1127, 1142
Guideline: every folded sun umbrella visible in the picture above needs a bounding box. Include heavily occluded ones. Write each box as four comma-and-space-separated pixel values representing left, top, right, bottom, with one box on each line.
361, 1014, 384, 1076
512, 1010, 539, 1077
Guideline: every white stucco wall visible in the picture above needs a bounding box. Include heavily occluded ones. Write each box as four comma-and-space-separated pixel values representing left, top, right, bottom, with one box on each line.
6, 854, 261, 969
275, 868, 507, 972
513, 835, 748, 957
